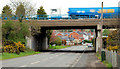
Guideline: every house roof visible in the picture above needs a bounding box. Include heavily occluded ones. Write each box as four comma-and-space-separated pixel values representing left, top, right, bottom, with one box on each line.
57, 33, 63, 36
76, 31, 83, 35
60, 37, 70, 41
69, 38, 75, 41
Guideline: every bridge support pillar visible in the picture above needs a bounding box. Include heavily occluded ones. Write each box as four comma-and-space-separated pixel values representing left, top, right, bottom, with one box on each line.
41, 29, 48, 50
96, 24, 102, 52
26, 28, 48, 51
26, 36, 38, 51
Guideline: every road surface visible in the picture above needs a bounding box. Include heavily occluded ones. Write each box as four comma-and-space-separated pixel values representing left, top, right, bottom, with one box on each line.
1, 46, 105, 67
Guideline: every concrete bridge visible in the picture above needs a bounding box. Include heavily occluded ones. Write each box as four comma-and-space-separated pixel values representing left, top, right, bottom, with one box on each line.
2, 19, 120, 52
24, 19, 118, 27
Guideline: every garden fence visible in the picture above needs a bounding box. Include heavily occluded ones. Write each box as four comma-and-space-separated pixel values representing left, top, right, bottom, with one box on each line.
105, 50, 117, 67
117, 54, 120, 68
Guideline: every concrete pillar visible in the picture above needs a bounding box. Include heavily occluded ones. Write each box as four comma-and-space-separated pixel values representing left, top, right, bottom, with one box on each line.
95, 28, 98, 52
96, 24, 102, 52
26, 36, 37, 51
41, 28, 48, 50
42, 34, 48, 50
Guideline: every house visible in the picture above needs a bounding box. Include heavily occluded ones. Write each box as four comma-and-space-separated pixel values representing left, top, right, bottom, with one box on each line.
69, 32, 81, 40
56, 33, 63, 37
52, 29, 95, 45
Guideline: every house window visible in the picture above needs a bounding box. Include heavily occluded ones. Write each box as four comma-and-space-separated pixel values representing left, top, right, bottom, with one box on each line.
71, 35, 72, 37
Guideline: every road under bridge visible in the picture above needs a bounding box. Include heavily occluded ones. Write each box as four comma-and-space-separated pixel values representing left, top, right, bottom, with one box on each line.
2, 19, 120, 52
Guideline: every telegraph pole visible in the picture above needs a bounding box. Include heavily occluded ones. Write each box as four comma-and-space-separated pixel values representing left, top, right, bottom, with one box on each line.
100, 2, 103, 54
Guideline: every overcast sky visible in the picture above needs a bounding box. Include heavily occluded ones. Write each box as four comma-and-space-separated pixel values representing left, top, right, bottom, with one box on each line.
0, 0, 120, 14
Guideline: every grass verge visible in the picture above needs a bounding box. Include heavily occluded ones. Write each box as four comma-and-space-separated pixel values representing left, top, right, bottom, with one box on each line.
96, 51, 112, 68
48, 45, 71, 49
0, 50, 40, 60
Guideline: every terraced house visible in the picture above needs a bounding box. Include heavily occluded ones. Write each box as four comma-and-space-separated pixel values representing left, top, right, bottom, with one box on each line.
53, 29, 94, 45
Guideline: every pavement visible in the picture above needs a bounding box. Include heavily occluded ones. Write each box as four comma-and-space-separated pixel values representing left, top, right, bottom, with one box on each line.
1, 46, 105, 68
74, 53, 105, 67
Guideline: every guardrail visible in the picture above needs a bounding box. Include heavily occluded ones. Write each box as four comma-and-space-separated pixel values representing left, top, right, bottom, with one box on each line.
0, 14, 119, 20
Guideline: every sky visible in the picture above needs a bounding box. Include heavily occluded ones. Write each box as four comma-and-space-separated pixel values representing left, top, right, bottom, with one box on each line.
0, 0, 120, 14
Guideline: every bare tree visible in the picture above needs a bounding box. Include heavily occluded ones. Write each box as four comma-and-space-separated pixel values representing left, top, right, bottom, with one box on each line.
9, 0, 36, 22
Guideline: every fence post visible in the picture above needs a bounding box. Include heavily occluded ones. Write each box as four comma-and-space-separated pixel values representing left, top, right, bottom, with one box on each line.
117, 54, 120, 68
108, 50, 111, 63
114, 51, 117, 67
105, 50, 118, 67
106, 50, 108, 62
113, 51, 115, 67
111, 50, 114, 67
107, 50, 109, 62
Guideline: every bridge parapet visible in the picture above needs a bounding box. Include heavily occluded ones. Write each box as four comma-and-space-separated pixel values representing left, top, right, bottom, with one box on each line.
2, 18, 119, 28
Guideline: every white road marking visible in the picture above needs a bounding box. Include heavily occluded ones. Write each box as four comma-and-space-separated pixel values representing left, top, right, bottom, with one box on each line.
20, 65, 27, 67
43, 58, 49, 61
76, 53, 80, 55
70, 48, 87, 67
49, 57, 53, 59
61, 53, 65, 55
30, 61, 40, 64
51, 54, 54, 55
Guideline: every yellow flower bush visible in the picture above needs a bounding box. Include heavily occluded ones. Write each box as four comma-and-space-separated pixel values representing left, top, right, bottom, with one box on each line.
2, 41, 25, 53
15, 41, 25, 52
3, 45, 15, 53
107, 46, 119, 51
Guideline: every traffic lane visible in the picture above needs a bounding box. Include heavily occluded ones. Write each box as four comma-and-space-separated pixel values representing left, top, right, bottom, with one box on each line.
2, 46, 87, 67
54, 46, 88, 51
26, 53, 81, 67
2, 52, 67, 67
26, 46, 87, 67
2, 52, 82, 67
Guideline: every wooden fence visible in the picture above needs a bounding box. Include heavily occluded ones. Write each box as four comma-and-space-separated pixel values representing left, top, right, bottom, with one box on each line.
117, 54, 120, 68
105, 50, 119, 67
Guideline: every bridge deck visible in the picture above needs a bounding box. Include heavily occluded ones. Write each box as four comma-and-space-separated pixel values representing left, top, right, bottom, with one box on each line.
2, 19, 119, 28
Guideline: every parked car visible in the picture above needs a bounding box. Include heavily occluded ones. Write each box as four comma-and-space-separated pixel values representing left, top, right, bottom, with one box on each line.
87, 43, 93, 48
82, 43, 87, 46
52, 44, 56, 46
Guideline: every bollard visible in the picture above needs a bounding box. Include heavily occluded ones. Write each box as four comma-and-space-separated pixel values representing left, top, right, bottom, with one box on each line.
101, 50, 106, 61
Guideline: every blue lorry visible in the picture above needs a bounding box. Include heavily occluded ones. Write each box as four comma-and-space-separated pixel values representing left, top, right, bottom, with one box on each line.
68, 7, 120, 19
